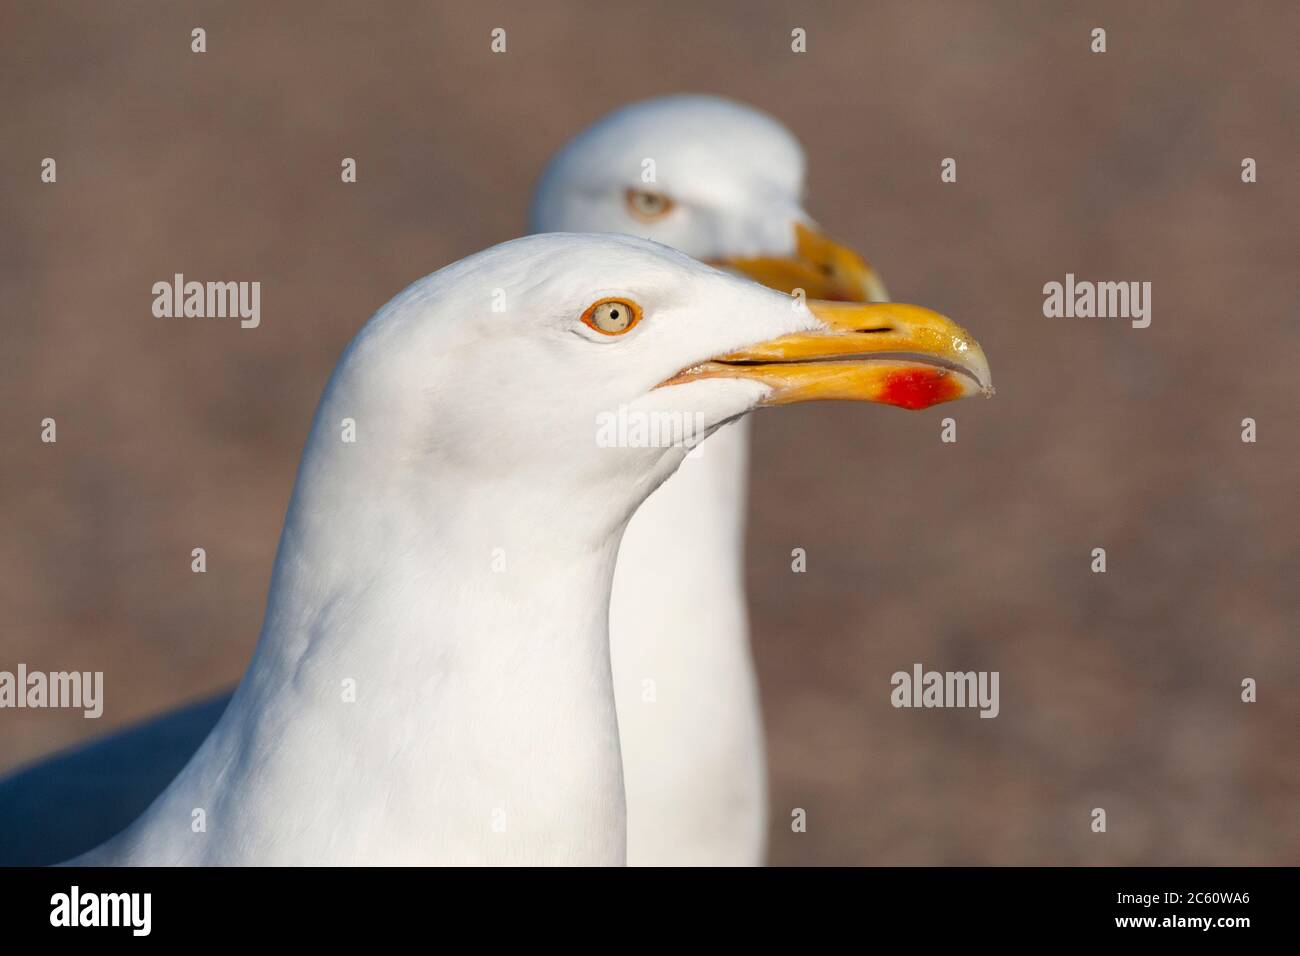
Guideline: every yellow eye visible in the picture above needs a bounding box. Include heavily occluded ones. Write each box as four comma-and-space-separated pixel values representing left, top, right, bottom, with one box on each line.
582, 297, 641, 336
625, 188, 674, 222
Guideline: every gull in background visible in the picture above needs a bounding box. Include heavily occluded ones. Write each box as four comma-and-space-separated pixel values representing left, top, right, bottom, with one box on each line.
529, 94, 898, 865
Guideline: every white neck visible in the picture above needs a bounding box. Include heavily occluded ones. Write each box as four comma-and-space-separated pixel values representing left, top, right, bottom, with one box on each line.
611, 418, 768, 865
100, 429, 630, 865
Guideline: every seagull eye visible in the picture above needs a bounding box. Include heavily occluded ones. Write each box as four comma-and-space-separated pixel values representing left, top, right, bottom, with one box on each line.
582, 297, 642, 336
625, 189, 674, 222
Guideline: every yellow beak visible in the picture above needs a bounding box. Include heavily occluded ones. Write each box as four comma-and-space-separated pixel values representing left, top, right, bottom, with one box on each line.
662, 300, 992, 410
716, 223, 890, 303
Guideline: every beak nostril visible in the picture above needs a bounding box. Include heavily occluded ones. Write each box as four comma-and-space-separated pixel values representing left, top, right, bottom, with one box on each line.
817, 263, 834, 277
855, 326, 894, 334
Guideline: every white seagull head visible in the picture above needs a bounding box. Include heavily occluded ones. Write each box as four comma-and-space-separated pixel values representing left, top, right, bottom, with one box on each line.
304, 233, 988, 543
529, 94, 889, 302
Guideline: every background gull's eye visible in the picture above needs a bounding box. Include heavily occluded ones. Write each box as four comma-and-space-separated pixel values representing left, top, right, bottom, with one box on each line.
625, 188, 674, 222
582, 297, 642, 335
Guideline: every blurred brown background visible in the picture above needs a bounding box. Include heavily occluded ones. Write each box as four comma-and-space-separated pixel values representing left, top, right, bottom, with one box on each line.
2, 1, 1297, 864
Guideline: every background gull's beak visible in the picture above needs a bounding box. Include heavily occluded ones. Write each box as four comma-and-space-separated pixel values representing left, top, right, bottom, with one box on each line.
717, 223, 890, 303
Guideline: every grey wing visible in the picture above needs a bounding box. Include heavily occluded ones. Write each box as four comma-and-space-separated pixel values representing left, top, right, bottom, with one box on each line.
0, 691, 232, 866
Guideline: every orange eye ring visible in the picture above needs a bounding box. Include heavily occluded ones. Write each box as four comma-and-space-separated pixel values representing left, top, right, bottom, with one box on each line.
625, 188, 675, 222
581, 297, 643, 336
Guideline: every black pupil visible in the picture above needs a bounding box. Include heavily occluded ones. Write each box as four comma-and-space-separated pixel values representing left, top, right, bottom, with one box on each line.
610, 310, 620, 319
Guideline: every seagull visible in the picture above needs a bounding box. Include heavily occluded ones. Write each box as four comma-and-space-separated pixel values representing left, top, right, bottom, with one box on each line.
48, 233, 988, 865
529, 94, 893, 865
0, 95, 942, 866
1, 95, 914, 866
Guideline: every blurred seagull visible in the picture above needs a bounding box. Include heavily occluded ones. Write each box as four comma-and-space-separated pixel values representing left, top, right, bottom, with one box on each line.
54, 233, 989, 864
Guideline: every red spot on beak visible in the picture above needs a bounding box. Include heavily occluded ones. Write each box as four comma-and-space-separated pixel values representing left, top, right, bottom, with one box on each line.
880, 368, 963, 410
